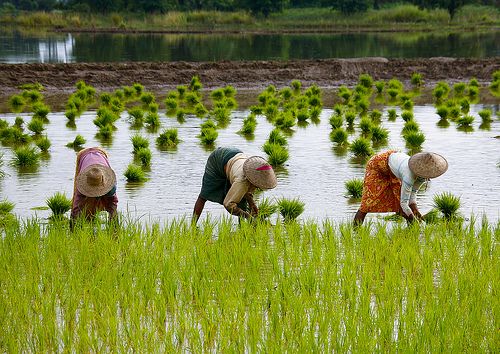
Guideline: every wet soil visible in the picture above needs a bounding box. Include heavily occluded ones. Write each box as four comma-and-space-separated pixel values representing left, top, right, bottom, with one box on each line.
0, 57, 499, 111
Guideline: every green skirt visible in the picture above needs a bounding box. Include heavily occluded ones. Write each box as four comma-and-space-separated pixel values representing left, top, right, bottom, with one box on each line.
200, 147, 248, 210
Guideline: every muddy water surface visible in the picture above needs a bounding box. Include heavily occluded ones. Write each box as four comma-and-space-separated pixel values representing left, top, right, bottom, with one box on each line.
1, 104, 499, 223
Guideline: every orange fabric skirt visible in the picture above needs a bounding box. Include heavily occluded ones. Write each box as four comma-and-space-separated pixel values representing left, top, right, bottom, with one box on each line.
360, 150, 402, 213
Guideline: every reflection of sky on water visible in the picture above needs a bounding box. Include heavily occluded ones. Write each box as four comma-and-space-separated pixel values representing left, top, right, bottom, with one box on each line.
0, 33, 74, 63
0, 104, 499, 224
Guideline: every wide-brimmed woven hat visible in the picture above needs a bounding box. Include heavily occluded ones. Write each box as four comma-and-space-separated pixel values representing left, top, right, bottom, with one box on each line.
76, 164, 116, 197
408, 152, 448, 179
243, 156, 277, 190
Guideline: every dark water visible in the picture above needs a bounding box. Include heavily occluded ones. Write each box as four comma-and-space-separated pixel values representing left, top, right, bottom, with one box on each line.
1, 104, 499, 223
1, 31, 499, 63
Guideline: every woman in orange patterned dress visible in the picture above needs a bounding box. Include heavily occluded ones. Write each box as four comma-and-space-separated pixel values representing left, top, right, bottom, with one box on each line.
353, 150, 448, 225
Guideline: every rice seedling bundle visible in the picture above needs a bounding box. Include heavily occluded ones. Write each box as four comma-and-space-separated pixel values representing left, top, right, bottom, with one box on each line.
22, 89, 43, 104
262, 143, 288, 167
338, 85, 352, 102
124, 163, 147, 182
387, 88, 399, 100
27, 118, 45, 135
401, 110, 414, 122
268, 129, 287, 146
94, 107, 119, 128
345, 110, 357, 125
140, 92, 156, 106
370, 126, 389, 143
359, 117, 373, 134
46, 192, 72, 216
387, 109, 397, 121
156, 129, 180, 148
35, 136, 51, 152
11, 146, 40, 167
467, 85, 479, 97
277, 197, 305, 220
32, 102, 50, 121
145, 112, 161, 128
66, 134, 86, 149
448, 106, 461, 120
369, 110, 382, 121
404, 130, 426, 148
410, 72, 423, 87
374, 80, 385, 94
329, 114, 344, 129
345, 178, 364, 199
453, 82, 467, 97
135, 147, 152, 167
457, 115, 474, 127
14, 117, 24, 128
402, 120, 420, 135
198, 125, 218, 145
274, 113, 295, 130
256, 197, 278, 220
459, 98, 470, 114
359, 73, 374, 89
349, 137, 373, 158
0, 199, 14, 213
433, 192, 461, 219
330, 128, 348, 146
478, 109, 492, 122
436, 106, 449, 120
8, 94, 25, 113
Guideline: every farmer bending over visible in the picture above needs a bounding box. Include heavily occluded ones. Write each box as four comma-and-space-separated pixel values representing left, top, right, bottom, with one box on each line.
193, 147, 277, 223
71, 147, 118, 226
353, 150, 448, 225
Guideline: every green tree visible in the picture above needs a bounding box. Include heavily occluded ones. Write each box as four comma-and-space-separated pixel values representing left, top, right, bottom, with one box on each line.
237, 0, 289, 16
329, 0, 370, 14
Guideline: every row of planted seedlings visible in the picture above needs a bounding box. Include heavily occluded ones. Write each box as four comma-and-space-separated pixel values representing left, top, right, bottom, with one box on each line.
1, 213, 497, 352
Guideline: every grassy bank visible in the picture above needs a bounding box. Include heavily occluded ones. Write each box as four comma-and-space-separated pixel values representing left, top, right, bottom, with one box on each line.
0, 5, 498, 33
0, 216, 497, 352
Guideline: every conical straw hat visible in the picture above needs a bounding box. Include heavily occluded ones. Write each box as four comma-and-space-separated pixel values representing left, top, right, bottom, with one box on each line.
243, 156, 277, 190
408, 152, 448, 179
76, 164, 116, 197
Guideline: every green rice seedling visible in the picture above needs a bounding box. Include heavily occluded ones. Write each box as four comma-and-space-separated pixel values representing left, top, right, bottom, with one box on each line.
189, 75, 203, 91
345, 178, 364, 199
66, 134, 86, 149
1, 127, 31, 146
124, 163, 147, 182
128, 107, 144, 127
210, 88, 224, 101
448, 106, 461, 120
478, 109, 492, 122
263, 104, 278, 122
345, 110, 357, 125
329, 114, 343, 129
369, 110, 382, 122
338, 86, 352, 102
194, 103, 208, 118
256, 197, 278, 220
436, 106, 449, 120
32, 102, 50, 121
349, 137, 373, 158
374, 81, 385, 94
109, 97, 124, 114
490, 80, 500, 96
113, 88, 125, 101
100, 92, 112, 105
358, 73, 373, 89
291, 79, 302, 94
402, 120, 420, 135
387, 78, 403, 91
131, 134, 149, 153
0, 199, 14, 214
65, 109, 78, 121
223, 85, 236, 98
401, 110, 414, 122
145, 112, 161, 128
140, 92, 155, 107
46, 192, 72, 217
410, 72, 424, 88
296, 110, 309, 122
198, 126, 218, 146
156, 128, 180, 149
176, 109, 186, 123
27, 118, 45, 135
13, 117, 24, 129
184, 92, 201, 108
387, 109, 397, 121
274, 112, 295, 130
387, 88, 399, 100
404, 131, 426, 148
354, 84, 369, 97
460, 98, 470, 114
453, 82, 467, 97
422, 208, 440, 223
135, 147, 152, 167
333, 104, 343, 116
401, 99, 414, 111
279, 87, 293, 101
122, 85, 136, 100
371, 126, 389, 143
469, 77, 479, 87
263, 143, 289, 167
11, 146, 40, 167
35, 135, 51, 152
355, 98, 370, 114
165, 97, 178, 116
467, 85, 479, 98
22, 89, 43, 104
237, 114, 257, 136
277, 197, 305, 221
359, 117, 373, 135
94, 107, 119, 128
97, 124, 114, 139
330, 128, 348, 146
8, 94, 25, 113
457, 115, 474, 127
147, 102, 159, 114
433, 192, 461, 219
268, 129, 287, 146
310, 106, 322, 122
133, 82, 144, 96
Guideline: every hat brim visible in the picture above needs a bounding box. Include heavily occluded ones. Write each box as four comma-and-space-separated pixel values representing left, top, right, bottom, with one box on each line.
408, 152, 448, 179
76, 164, 116, 197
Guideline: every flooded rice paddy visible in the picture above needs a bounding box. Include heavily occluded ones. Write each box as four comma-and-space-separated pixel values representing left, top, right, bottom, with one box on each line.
1, 103, 499, 223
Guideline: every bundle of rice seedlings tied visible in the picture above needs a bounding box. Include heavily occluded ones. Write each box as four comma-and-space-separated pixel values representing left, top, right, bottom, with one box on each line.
131, 134, 149, 154
156, 128, 180, 149
349, 137, 373, 158
124, 164, 147, 183
433, 192, 461, 220
46, 192, 72, 218
198, 119, 218, 146
66, 134, 86, 149
256, 197, 278, 221
11, 146, 40, 168
345, 178, 364, 199
237, 114, 257, 137
135, 147, 152, 168
262, 142, 289, 167
277, 197, 305, 221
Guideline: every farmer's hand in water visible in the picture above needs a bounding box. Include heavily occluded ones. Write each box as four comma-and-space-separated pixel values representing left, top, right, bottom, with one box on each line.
409, 203, 423, 220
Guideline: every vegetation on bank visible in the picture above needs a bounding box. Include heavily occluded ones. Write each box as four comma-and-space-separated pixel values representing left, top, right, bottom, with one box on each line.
0, 5, 498, 32
0, 216, 497, 352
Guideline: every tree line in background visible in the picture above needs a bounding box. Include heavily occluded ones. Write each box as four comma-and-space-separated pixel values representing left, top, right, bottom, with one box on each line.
0, 0, 498, 17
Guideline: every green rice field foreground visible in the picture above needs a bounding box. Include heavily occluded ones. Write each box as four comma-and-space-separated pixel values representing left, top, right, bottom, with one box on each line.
0, 217, 498, 352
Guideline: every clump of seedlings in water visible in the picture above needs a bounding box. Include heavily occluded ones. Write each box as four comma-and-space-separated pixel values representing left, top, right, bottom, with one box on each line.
374, 81, 385, 94
401, 110, 414, 122
329, 114, 344, 129
268, 128, 287, 146
345, 178, 364, 199
371, 126, 389, 144
8, 94, 25, 113
489, 70, 500, 96
35, 135, 51, 152
345, 110, 357, 126
459, 98, 470, 114
478, 109, 492, 122
453, 82, 467, 97
93, 107, 119, 134
128, 107, 145, 127
131, 134, 149, 154
404, 131, 426, 149
411, 72, 424, 88
402, 120, 420, 135
457, 115, 474, 128
46, 192, 72, 217
330, 128, 349, 146
349, 137, 373, 158
66, 135, 86, 149
263, 142, 289, 167
277, 197, 305, 221
145, 112, 161, 129
11, 146, 40, 167
387, 109, 397, 121
0, 199, 14, 214
359, 117, 373, 135
433, 192, 461, 220
237, 114, 257, 137
432, 81, 450, 102
436, 106, 449, 120
156, 128, 180, 149
27, 118, 45, 135
135, 147, 152, 167
198, 119, 218, 146
124, 164, 147, 182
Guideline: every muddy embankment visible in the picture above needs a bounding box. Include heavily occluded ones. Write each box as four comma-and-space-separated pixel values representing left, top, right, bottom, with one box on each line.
0, 57, 498, 111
